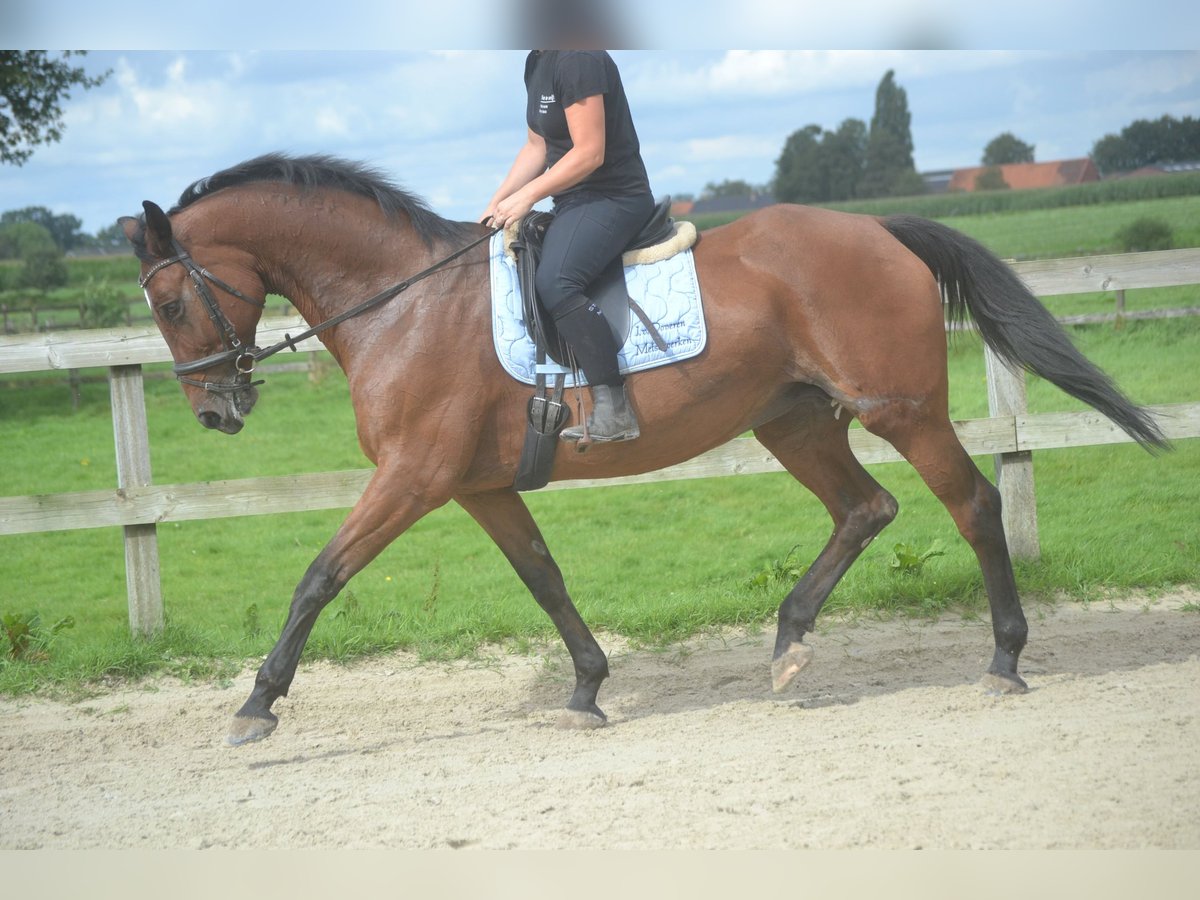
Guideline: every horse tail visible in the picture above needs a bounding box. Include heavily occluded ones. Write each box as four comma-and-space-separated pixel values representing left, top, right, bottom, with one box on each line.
880, 214, 1169, 453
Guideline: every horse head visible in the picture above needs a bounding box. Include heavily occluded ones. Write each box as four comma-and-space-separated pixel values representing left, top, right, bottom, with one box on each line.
120, 200, 266, 434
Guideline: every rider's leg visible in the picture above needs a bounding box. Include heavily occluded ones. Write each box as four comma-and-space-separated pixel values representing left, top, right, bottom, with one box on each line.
535, 193, 652, 442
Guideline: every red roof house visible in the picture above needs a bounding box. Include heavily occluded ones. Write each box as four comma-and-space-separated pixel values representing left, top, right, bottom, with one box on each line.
948, 158, 1099, 192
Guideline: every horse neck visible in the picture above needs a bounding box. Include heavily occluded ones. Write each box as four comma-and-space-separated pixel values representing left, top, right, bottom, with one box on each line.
190, 188, 447, 353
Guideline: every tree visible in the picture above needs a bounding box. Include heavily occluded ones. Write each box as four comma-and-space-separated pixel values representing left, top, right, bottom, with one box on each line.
821, 118, 868, 201
0, 51, 110, 166
700, 179, 763, 199
982, 132, 1034, 166
0, 221, 58, 260
1091, 114, 1200, 175
0, 220, 67, 290
1, 206, 84, 251
772, 118, 867, 204
772, 124, 826, 203
79, 277, 130, 327
974, 166, 1010, 190
19, 248, 68, 291
859, 70, 923, 199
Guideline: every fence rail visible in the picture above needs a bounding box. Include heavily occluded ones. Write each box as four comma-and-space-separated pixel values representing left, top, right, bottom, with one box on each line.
3, 248, 1200, 634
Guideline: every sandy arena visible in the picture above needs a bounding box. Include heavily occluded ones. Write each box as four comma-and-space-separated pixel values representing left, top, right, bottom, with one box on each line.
2, 590, 1197, 849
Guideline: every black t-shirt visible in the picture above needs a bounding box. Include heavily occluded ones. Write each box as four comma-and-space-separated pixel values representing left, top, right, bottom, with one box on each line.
524, 50, 651, 204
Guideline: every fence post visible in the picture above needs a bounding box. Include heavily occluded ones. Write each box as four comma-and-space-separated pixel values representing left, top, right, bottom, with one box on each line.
109, 364, 164, 636
984, 347, 1041, 560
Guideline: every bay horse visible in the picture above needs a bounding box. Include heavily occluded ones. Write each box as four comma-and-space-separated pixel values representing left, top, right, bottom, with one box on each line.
120, 153, 1165, 745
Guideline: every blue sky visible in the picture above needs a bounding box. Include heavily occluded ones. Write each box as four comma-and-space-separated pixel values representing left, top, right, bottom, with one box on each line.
4, 49, 1199, 234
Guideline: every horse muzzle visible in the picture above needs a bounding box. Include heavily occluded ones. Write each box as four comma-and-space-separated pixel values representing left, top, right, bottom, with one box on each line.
195, 383, 258, 434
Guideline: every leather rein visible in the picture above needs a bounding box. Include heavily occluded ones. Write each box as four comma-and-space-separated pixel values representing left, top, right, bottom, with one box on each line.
140, 228, 498, 394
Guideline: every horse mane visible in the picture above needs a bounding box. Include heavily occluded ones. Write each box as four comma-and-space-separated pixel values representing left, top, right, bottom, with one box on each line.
171, 152, 475, 246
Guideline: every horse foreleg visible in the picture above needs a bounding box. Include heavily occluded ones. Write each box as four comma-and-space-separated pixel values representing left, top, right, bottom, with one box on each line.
457, 489, 610, 728
227, 464, 449, 745
754, 406, 898, 693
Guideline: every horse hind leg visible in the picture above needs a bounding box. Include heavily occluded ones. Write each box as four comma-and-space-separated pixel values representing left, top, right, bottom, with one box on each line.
754, 403, 899, 693
862, 406, 1029, 693
457, 488, 610, 728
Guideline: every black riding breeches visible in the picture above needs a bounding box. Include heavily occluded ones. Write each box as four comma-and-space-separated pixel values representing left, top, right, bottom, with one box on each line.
536, 192, 654, 387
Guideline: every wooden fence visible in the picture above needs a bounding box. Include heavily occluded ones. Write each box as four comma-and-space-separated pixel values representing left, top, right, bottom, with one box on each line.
2, 248, 1199, 635
1, 297, 299, 335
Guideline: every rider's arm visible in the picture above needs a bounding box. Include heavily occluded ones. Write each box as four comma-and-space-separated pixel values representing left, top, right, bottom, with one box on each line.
487, 95, 606, 228
481, 128, 548, 224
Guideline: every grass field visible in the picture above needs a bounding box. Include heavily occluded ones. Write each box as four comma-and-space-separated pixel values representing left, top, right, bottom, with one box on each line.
1, 196, 1199, 693
687, 195, 1200, 261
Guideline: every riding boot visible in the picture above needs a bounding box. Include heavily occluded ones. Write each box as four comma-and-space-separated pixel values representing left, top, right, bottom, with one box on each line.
561, 382, 640, 443
552, 300, 640, 443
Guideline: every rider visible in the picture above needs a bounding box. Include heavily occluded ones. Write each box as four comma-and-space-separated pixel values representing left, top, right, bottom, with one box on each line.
482, 49, 654, 443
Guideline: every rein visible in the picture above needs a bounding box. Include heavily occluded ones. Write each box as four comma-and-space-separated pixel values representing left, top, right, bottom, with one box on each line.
142, 227, 498, 393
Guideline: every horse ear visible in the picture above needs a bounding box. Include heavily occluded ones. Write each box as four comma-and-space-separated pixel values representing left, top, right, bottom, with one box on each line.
141, 200, 174, 258
118, 216, 142, 248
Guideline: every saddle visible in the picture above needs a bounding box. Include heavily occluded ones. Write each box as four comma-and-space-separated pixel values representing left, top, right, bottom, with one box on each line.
510, 197, 688, 491
510, 197, 680, 365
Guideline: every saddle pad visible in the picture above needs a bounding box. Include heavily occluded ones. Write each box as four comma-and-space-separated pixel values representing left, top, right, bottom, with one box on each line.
489, 231, 707, 387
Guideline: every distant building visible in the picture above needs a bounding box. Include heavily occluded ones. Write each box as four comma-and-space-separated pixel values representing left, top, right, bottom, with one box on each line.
922, 169, 956, 194
1118, 160, 1200, 178
946, 158, 1099, 192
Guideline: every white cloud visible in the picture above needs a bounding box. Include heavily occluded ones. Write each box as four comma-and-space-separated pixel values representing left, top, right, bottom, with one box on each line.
628, 50, 1025, 109
106, 55, 236, 131
314, 108, 351, 138
682, 135, 781, 163
1084, 52, 1200, 101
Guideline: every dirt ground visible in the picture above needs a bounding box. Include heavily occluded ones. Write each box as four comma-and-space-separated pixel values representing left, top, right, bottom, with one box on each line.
2, 589, 1198, 850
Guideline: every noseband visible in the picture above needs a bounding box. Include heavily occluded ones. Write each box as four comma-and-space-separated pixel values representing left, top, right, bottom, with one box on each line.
139, 239, 266, 395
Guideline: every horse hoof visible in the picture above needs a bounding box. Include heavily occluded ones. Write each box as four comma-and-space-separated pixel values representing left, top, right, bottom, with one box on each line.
557, 707, 608, 730
980, 672, 1028, 695
226, 713, 278, 746
771, 642, 814, 693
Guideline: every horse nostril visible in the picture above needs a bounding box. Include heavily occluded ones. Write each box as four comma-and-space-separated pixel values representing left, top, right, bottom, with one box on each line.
198, 410, 222, 430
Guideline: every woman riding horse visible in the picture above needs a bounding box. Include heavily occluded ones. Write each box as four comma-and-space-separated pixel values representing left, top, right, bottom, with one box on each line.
122, 150, 1166, 745
482, 49, 653, 443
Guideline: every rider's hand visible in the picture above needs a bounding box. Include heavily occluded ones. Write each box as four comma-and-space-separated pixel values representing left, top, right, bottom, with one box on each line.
490, 190, 535, 230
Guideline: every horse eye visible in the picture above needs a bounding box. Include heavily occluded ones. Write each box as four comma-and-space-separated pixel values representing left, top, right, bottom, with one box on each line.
160, 299, 184, 321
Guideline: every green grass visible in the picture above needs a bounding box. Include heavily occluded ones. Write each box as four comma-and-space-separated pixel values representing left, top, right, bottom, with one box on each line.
936, 196, 1200, 260
2, 198, 1199, 695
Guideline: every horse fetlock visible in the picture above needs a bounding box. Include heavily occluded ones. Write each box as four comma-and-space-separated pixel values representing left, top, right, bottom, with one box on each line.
771, 641, 815, 693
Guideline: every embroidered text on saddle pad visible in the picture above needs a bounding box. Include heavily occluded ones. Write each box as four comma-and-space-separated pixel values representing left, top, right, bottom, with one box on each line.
488, 230, 707, 387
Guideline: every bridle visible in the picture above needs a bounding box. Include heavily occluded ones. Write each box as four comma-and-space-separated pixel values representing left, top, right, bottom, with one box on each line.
139, 238, 267, 394
140, 227, 497, 396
